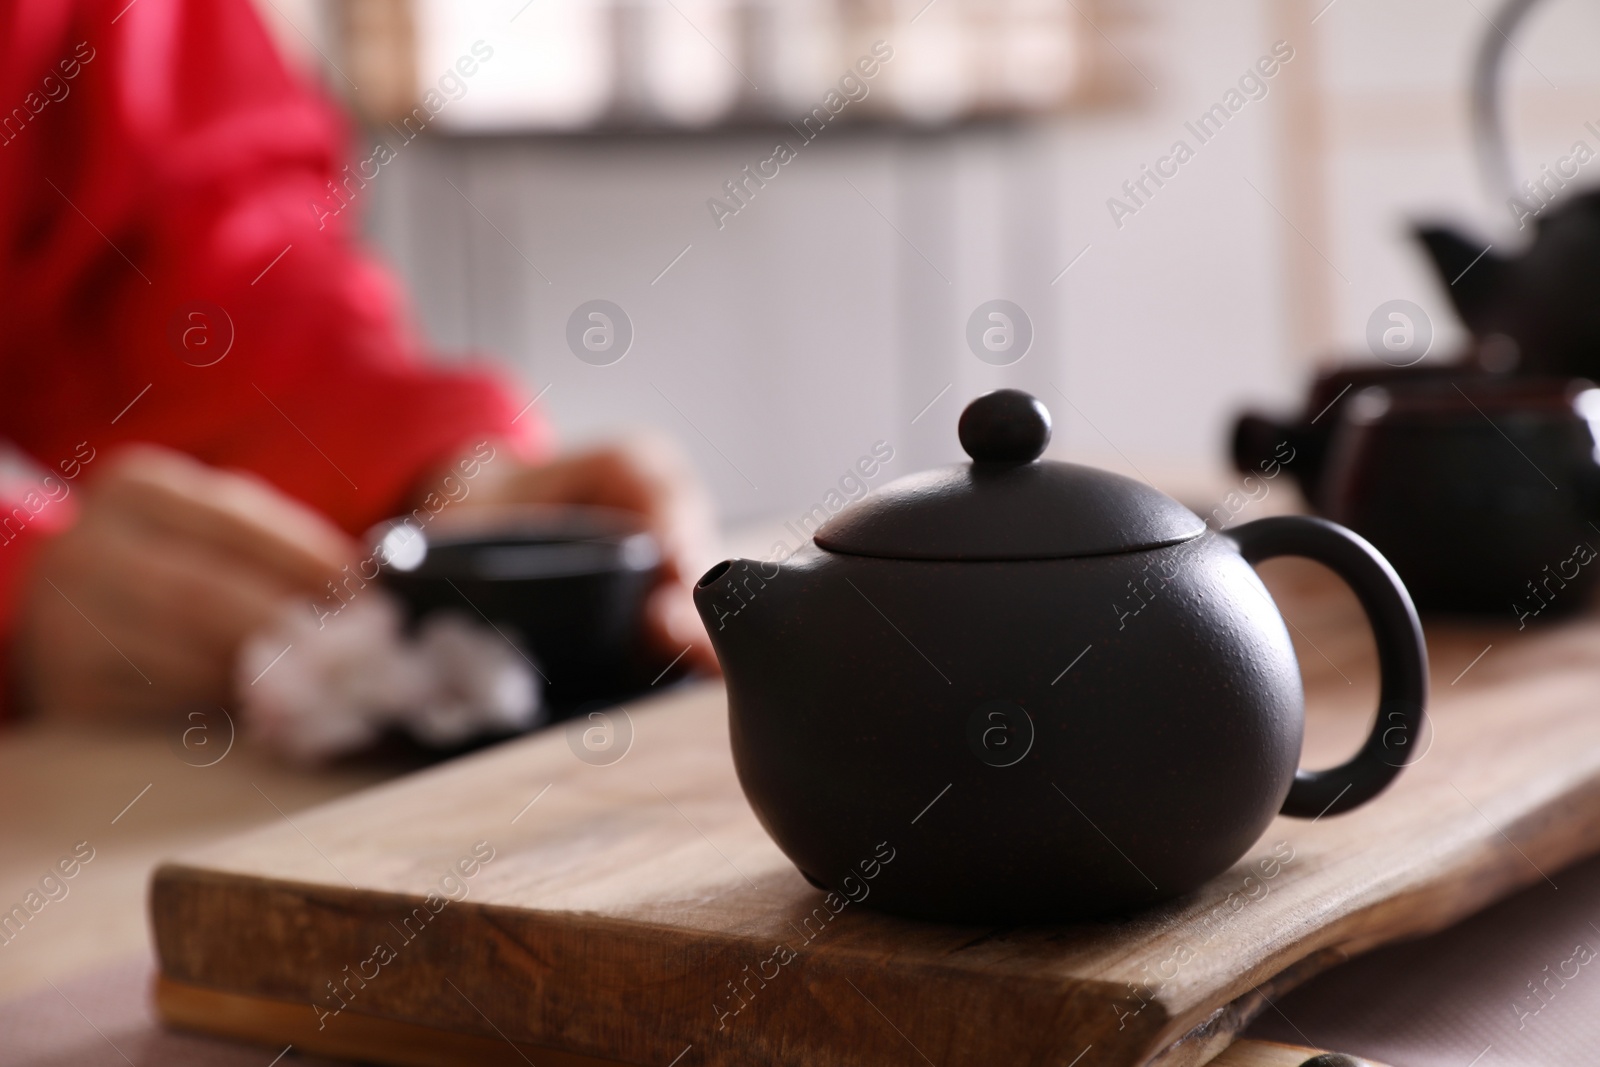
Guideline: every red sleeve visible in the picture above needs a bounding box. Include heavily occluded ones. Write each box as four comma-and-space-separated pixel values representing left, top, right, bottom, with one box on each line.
0, 0, 550, 536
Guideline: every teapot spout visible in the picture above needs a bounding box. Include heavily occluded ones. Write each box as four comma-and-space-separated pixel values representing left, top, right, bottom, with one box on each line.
1413, 223, 1506, 329
693, 558, 780, 665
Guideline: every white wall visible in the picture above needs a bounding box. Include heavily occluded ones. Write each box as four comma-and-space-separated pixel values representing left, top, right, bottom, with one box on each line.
352, 0, 1600, 525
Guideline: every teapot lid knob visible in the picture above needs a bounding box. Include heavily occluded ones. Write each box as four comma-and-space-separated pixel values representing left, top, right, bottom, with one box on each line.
959, 389, 1052, 464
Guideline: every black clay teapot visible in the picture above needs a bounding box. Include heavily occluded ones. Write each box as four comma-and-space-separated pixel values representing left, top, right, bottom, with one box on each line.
695, 390, 1428, 924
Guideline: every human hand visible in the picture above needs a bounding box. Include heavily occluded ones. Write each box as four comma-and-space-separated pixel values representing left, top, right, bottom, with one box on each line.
457, 435, 721, 676
12, 446, 359, 720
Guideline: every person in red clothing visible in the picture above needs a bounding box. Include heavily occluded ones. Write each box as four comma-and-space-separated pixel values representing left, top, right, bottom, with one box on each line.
0, 0, 716, 718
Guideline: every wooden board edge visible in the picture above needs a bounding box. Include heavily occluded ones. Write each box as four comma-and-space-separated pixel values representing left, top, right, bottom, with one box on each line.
146, 857, 1431, 1067
1146, 948, 1349, 1067
154, 973, 642, 1067
150, 839, 1500, 1067
156, 973, 1378, 1067
151, 863, 1159, 1066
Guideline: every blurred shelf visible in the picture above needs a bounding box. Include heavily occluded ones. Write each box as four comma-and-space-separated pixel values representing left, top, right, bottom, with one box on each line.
331, 0, 1139, 134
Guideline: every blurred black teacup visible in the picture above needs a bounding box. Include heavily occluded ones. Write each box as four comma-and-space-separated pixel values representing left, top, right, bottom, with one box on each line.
368, 505, 665, 713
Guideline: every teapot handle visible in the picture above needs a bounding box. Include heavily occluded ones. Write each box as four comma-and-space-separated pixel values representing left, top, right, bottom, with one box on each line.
1228, 516, 1429, 819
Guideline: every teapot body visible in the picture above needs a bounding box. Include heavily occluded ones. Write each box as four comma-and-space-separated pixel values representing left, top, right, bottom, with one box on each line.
700, 532, 1304, 924
1320, 381, 1600, 616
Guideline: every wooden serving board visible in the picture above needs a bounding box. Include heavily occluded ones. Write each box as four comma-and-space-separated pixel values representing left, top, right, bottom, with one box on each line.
153, 561, 1600, 1067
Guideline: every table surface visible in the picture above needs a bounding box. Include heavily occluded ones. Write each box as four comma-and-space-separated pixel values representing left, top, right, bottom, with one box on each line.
0, 713, 412, 999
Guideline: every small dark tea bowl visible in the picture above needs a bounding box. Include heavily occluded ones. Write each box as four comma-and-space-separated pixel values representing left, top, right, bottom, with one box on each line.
371, 505, 663, 713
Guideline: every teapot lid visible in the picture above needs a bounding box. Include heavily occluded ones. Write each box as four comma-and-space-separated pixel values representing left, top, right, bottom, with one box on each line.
814, 390, 1207, 561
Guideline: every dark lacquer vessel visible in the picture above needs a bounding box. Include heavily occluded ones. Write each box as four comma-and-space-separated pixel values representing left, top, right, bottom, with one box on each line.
696, 390, 1427, 924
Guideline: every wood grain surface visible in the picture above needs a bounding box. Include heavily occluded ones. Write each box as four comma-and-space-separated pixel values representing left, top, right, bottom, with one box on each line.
151, 560, 1598, 1067
154, 974, 1387, 1067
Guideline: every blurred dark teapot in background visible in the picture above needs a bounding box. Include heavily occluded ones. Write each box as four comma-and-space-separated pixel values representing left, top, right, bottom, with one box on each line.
1233, 0, 1600, 620
1410, 0, 1600, 381
1416, 188, 1600, 380
1319, 378, 1600, 618
1235, 374, 1600, 618
1233, 184, 1600, 517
